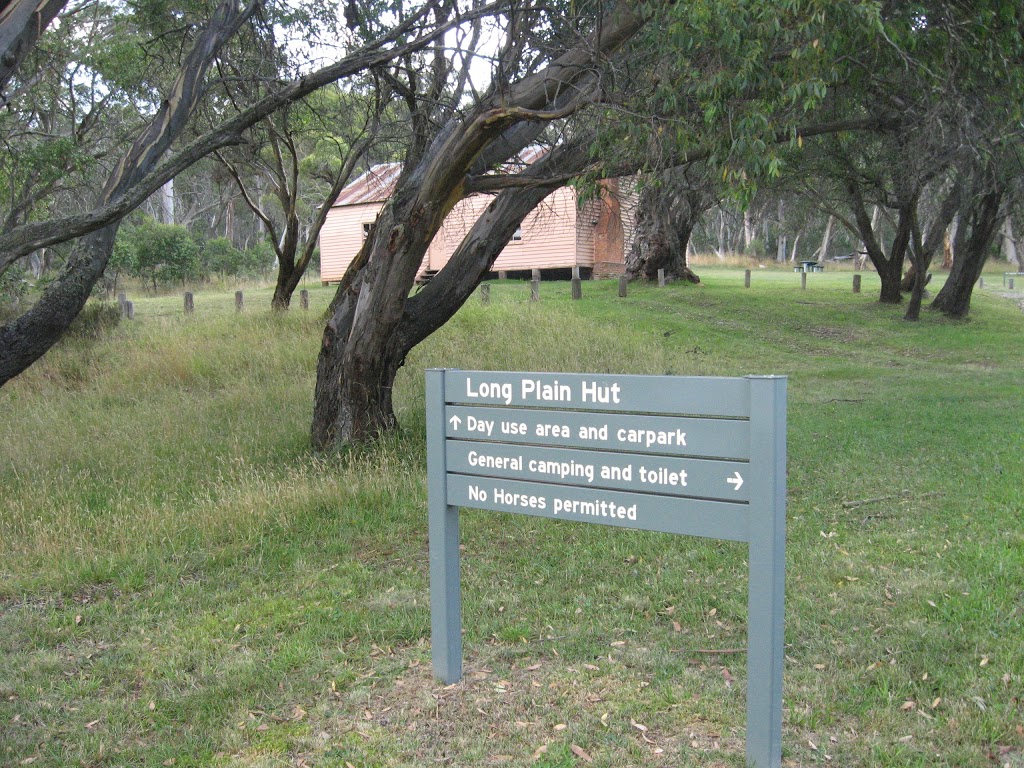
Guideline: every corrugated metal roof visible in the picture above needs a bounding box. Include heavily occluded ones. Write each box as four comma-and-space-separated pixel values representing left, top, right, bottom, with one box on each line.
330, 147, 553, 208
331, 163, 403, 207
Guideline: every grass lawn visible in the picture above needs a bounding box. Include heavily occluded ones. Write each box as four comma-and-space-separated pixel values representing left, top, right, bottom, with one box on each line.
1, 268, 1022, 767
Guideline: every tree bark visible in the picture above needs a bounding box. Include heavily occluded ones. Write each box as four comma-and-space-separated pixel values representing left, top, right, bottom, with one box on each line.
931, 183, 1003, 319
904, 182, 961, 321
625, 169, 711, 283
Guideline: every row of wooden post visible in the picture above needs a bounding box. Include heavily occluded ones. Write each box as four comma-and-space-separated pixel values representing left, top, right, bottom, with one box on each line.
480, 268, 866, 303
116, 289, 312, 318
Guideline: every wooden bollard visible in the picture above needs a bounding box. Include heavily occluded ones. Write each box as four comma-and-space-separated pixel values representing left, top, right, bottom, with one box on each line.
235, 290, 244, 312
184, 292, 194, 314
571, 277, 582, 300
480, 284, 491, 305
1010, 278, 1016, 290
978, 277, 984, 289
531, 268, 541, 282
853, 274, 862, 293
530, 280, 539, 302
117, 292, 127, 312
618, 275, 628, 297
657, 268, 666, 287
300, 289, 309, 310
744, 269, 751, 288
124, 300, 134, 320
801, 272, 807, 290
498, 271, 507, 280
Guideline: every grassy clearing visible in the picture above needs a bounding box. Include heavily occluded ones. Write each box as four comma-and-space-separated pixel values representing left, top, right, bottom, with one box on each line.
1, 270, 1022, 767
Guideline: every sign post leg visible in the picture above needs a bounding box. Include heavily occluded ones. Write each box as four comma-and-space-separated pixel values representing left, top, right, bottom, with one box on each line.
745, 376, 787, 767
427, 370, 463, 683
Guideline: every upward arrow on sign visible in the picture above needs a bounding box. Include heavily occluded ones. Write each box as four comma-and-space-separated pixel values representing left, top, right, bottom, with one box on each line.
449, 415, 462, 430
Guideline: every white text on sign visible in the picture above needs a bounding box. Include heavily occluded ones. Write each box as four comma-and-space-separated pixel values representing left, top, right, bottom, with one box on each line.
465, 377, 622, 405
450, 414, 688, 449
468, 484, 639, 521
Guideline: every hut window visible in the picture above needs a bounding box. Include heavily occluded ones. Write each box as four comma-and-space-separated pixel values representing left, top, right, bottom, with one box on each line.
362, 222, 373, 240
511, 225, 523, 242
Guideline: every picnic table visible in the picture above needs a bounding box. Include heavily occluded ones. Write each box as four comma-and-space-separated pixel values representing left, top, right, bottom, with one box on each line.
794, 260, 824, 273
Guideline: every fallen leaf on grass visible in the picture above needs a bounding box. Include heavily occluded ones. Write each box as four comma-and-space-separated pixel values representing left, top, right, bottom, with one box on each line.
531, 744, 548, 760
554, 723, 567, 731
255, 724, 269, 732
931, 697, 941, 709
672, 621, 682, 633
630, 719, 648, 732
84, 719, 100, 730
74, 615, 83, 626
721, 668, 734, 689
570, 744, 593, 763
900, 701, 915, 711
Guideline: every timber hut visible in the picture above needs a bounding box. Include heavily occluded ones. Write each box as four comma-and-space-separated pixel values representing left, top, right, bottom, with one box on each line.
318, 153, 632, 284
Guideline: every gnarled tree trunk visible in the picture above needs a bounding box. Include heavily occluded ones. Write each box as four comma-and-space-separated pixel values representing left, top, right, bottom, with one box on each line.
625, 169, 712, 283
311, 4, 646, 449
931, 182, 1003, 319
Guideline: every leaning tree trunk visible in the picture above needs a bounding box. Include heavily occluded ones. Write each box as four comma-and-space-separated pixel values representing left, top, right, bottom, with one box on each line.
311, 138, 594, 449
931, 185, 1003, 319
0, 225, 119, 381
0, 0, 253, 387
310, 3, 646, 449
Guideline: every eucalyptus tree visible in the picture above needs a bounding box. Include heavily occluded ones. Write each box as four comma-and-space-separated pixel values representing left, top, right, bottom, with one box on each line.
0, 0, 507, 386
309, 0, 892, 448
216, 87, 384, 309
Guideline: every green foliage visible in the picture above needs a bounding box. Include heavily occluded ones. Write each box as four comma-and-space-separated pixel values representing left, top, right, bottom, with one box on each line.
202, 237, 245, 277
238, 240, 276, 277
114, 217, 204, 288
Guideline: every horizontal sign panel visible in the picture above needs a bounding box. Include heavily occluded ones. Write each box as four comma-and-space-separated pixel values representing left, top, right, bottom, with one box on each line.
445, 405, 750, 460
443, 371, 751, 418
446, 440, 750, 503
447, 475, 750, 542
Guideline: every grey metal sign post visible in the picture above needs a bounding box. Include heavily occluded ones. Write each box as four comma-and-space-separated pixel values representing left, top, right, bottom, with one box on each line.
426, 370, 786, 768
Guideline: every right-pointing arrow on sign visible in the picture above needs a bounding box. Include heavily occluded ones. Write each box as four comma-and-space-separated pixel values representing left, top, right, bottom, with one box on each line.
727, 471, 744, 491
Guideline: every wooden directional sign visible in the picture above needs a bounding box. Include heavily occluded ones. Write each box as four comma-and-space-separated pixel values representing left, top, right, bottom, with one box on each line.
427, 370, 786, 768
